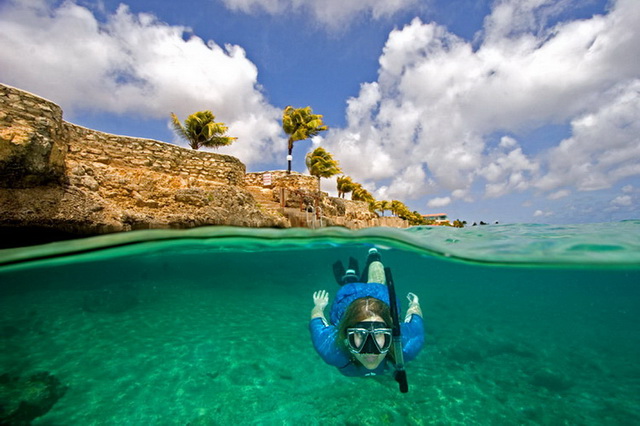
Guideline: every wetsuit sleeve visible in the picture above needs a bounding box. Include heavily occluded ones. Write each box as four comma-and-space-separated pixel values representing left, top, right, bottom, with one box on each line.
309, 318, 350, 368
400, 314, 425, 362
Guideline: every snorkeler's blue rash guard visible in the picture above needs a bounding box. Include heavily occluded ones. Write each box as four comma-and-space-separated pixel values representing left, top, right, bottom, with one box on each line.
329, 282, 398, 325
309, 282, 425, 377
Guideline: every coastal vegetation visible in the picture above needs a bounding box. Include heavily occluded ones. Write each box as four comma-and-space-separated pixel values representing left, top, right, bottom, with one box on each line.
168, 105, 460, 227
389, 200, 426, 226
374, 200, 392, 216
336, 175, 356, 199
337, 173, 429, 226
305, 147, 341, 189
333, 172, 466, 227
351, 183, 375, 204
170, 111, 236, 150
295, 154, 431, 227
282, 106, 328, 174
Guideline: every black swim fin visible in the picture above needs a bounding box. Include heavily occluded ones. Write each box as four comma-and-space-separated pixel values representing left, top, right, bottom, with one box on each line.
348, 257, 360, 277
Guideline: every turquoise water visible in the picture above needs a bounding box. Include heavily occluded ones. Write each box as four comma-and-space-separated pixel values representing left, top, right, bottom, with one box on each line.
1, 222, 639, 424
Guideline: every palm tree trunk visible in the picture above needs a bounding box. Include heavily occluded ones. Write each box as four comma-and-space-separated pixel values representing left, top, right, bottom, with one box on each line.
287, 138, 293, 174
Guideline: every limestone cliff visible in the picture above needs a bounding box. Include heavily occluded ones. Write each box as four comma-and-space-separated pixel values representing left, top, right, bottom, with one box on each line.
0, 83, 285, 245
0, 83, 406, 247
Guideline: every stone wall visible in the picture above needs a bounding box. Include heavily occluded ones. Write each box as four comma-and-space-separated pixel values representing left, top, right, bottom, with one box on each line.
65, 124, 245, 187
1, 83, 245, 188
0, 83, 285, 241
322, 197, 408, 229
245, 170, 318, 192
0, 84, 67, 187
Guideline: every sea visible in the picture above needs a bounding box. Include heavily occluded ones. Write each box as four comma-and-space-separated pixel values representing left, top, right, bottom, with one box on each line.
1, 222, 639, 425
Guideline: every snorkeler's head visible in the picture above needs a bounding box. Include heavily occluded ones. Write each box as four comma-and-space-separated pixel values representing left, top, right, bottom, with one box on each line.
339, 297, 394, 369
339, 297, 392, 335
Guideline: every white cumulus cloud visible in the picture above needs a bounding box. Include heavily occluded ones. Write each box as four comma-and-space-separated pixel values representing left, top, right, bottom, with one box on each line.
479, 140, 539, 198
548, 189, 571, 200
535, 80, 640, 192
611, 195, 632, 207
323, 0, 640, 207
427, 197, 451, 208
376, 163, 434, 201
0, 0, 285, 166
218, 0, 418, 30
534, 209, 553, 217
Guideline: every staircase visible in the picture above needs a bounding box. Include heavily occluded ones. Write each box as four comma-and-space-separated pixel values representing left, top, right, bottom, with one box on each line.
245, 185, 287, 221
245, 185, 326, 228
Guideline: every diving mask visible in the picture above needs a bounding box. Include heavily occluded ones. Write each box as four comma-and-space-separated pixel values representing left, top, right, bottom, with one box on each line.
346, 321, 392, 355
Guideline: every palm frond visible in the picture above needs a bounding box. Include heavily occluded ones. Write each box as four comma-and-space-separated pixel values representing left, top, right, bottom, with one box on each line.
170, 110, 236, 150
170, 113, 189, 142
306, 146, 342, 179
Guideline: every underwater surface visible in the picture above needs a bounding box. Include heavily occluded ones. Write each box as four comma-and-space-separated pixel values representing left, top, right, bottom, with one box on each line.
1, 222, 639, 424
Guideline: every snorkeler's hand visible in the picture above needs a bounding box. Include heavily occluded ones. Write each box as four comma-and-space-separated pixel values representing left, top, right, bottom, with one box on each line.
311, 290, 329, 322
407, 292, 419, 306
313, 290, 329, 310
405, 292, 423, 321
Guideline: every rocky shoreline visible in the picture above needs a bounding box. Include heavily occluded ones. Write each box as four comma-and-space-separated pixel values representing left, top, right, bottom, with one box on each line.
0, 83, 406, 248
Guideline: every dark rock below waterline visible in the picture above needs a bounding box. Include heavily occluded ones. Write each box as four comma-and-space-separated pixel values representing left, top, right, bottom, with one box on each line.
0, 371, 68, 424
529, 368, 573, 392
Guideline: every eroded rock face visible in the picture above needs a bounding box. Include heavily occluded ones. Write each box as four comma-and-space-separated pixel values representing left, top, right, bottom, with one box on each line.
0, 84, 287, 244
0, 85, 67, 188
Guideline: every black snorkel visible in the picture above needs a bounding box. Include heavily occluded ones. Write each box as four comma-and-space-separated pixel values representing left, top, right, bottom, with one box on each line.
385, 267, 409, 393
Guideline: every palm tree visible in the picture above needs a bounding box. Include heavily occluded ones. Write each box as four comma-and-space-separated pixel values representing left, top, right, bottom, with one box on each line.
391, 203, 427, 226
336, 175, 355, 199
171, 111, 236, 150
305, 147, 341, 191
375, 200, 392, 216
390, 200, 401, 216
409, 210, 428, 226
282, 106, 328, 174
352, 183, 375, 204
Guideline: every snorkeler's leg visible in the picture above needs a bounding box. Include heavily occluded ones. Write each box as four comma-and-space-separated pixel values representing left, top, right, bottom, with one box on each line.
367, 261, 386, 284
364, 248, 386, 285
359, 248, 375, 281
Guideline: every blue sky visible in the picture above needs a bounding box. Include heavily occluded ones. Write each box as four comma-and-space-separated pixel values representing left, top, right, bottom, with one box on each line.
1, 0, 639, 224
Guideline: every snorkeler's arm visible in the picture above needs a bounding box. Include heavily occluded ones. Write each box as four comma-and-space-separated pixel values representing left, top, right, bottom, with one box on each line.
400, 315, 425, 362
309, 318, 351, 367
309, 291, 350, 367
311, 290, 329, 325
404, 292, 423, 321
400, 293, 425, 361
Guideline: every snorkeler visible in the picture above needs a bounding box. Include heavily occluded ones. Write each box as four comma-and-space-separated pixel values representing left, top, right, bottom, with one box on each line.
309, 248, 424, 377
